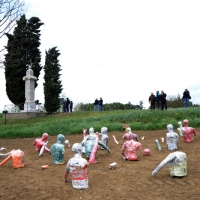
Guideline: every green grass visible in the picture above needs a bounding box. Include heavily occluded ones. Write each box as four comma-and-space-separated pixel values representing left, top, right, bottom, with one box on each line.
0, 107, 200, 138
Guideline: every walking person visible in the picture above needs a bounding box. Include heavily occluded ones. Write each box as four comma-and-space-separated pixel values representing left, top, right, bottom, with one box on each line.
94, 98, 99, 111
160, 90, 167, 110
182, 89, 191, 108
148, 92, 156, 110
156, 91, 161, 110
99, 97, 103, 111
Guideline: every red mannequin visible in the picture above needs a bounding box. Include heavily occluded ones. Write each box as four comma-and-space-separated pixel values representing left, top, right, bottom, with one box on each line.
182, 119, 197, 143
33, 133, 50, 152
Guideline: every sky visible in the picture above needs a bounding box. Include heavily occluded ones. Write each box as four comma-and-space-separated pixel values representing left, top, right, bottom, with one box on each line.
1, 0, 200, 112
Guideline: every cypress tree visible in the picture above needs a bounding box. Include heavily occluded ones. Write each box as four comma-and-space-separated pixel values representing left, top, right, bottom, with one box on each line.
4, 15, 43, 108
43, 47, 63, 114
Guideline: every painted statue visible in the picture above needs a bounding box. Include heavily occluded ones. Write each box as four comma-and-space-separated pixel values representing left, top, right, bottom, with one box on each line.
99, 127, 109, 149
122, 127, 138, 141
50, 134, 65, 164
121, 132, 142, 160
152, 151, 187, 177
166, 124, 179, 150
33, 133, 50, 153
81, 127, 110, 161
0, 149, 25, 169
64, 143, 89, 189
182, 119, 197, 143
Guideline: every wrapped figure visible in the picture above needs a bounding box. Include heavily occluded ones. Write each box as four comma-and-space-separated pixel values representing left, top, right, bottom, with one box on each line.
152, 151, 187, 177
81, 127, 110, 160
122, 127, 138, 141
99, 127, 109, 149
121, 133, 142, 160
166, 124, 179, 150
64, 143, 89, 189
50, 134, 65, 164
182, 119, 197, 143
33, 133, 50, 153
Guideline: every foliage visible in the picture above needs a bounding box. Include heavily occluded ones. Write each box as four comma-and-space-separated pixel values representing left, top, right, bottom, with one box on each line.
4, 15, 43, 108
74, 101, 143, 111
0, 107, 200, 139
0, 0, 25, 67
43, 47, 63, 114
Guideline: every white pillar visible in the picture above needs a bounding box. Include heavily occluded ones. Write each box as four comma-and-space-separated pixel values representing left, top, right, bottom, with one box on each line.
22, 66, 37, 111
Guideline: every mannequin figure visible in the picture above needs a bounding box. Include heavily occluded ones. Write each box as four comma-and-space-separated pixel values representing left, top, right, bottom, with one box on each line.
50, 134, 65, 164
166, 124, 179, 150
121, 133, 142, 160
81, 127, 110, 160
122, 127, 138, 141
152, 151, 187, 177
33, 133, 50, 153
64, 143, 89, 189
182, 119, 197, 143
100, 127, 109, 149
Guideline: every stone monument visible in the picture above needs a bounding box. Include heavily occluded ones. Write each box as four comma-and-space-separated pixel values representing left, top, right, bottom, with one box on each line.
22, 66, 37, 111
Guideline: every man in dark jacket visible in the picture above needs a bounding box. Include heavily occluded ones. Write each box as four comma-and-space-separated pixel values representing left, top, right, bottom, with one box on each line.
160, 90, 167, 110
66, 98, 70, 112
149, 93, 156, 110
182, 89, 191, 108
156, 91, 161, 110
99, 97, 103, 111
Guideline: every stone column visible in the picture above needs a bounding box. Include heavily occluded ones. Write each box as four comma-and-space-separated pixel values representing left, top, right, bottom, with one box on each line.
22, 67, 37, 111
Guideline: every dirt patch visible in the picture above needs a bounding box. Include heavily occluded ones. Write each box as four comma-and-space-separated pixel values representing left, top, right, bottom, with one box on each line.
0, 128, 200, 200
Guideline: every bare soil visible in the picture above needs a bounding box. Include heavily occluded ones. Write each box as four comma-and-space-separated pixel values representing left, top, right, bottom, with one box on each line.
0, 128, 200, 200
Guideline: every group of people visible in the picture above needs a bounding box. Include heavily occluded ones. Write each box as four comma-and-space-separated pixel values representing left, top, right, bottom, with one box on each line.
148, 90, 167, 110
94, 97, 103, 111
149, 89, 191, 110
63, 98, 73, 112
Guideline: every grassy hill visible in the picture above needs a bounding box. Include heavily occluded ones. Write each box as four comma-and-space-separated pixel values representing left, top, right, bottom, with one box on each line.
0, 107, 200, 138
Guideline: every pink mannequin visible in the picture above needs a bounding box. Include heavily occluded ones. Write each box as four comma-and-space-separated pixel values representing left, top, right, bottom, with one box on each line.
33, 133, 50, 152
182, 119, 197, 143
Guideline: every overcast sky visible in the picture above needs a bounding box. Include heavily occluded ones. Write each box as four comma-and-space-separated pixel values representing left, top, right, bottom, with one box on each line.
1, 0, 200, 111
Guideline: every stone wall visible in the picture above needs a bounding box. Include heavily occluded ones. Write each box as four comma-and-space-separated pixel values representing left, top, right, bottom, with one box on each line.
3, 112, 48, 119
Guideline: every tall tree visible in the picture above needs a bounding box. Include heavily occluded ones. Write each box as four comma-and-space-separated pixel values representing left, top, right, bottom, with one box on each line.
43, 47, 63, 114
4, 15, 43, 108
0, 0, 25, 68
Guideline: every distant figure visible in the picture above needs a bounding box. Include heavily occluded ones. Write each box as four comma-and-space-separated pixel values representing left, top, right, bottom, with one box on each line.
94, 98, 99, 111
66, 98, 70, 112
182, 119, 197, 143
160, 90, 167, 110
182, 89, 191, 108
70, 101, 73, 112
63, 99, 67, 112
50, 134, 65, 164
166, 124, 179, 150
33, 133, 50, 153
152, 151, 187, 177
149, 92, 156, 110
64, 143, 89, 189
156, 91, 161, 110
99, 97, 103, 111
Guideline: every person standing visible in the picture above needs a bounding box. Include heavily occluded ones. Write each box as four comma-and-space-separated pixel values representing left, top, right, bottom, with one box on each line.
66, 98, 70, 112
160, 90, 167, 110
182, 89, 191, 108
69, 101, 73, 112
99, 97, 103, 111
148, 92, 156, 110
63, 99, 67, 112
94, 98, 99, 111
156, 91, 161, 110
